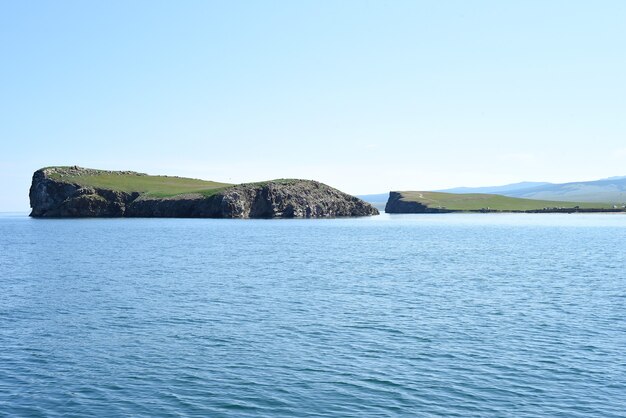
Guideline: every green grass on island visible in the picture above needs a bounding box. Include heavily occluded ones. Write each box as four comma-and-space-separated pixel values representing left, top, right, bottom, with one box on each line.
397, 191, 619, 211
46, 167, 311, 198
49, 170, 233, 198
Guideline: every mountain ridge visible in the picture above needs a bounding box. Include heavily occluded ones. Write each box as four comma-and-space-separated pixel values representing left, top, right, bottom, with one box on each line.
436, 176, 626, 203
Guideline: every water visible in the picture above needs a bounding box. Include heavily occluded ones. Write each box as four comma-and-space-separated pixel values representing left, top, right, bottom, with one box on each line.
1, 213, 625, 417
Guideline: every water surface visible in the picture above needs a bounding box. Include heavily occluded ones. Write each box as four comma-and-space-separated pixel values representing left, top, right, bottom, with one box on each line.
1, 213, 625, 417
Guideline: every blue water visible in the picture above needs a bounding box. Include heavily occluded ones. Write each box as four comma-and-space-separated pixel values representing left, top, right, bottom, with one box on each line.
1, 213, 625, 417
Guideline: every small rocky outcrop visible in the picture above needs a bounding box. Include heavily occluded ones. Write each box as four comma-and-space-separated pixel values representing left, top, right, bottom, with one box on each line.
384, 191, 451, 213
29, 167, 379, 218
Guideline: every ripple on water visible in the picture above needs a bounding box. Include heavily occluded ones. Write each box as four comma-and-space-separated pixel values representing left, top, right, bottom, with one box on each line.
0, 214, 625, 417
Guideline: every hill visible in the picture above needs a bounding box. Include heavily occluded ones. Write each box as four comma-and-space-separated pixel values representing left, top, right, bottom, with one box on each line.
385, 191, 623, 213
503, 177, 626, 203
437, 177, 626, 203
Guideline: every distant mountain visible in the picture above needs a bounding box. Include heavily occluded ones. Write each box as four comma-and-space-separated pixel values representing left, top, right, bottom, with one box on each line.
357, 193, 389, 211
439, 182, 551, 194
504, 177, 626, 203
437, 177, 626, 203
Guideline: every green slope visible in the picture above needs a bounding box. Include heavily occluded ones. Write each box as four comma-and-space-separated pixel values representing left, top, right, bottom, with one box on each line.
47, 168, 232, 197
397, 191, 619, 211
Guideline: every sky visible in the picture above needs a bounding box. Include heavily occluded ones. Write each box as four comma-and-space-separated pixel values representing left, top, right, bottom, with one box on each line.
1, 1, 626, 211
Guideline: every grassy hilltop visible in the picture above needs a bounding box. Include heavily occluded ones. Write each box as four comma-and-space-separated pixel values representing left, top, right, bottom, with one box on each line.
390, 191, 620, 212
46, 166, 233, 197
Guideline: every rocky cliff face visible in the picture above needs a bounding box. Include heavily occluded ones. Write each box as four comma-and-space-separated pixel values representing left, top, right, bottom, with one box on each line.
384, 191, 451, 213
29, 168, 379, 218
29, 169, 139, 217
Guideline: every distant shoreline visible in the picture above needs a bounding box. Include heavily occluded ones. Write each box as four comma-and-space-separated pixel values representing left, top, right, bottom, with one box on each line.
385, 208, 626, 214
384, 191, 625, 214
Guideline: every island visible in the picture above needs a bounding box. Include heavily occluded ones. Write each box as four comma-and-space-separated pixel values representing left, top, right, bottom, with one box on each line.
29, 166, 379, 218
385, 191, 626, 213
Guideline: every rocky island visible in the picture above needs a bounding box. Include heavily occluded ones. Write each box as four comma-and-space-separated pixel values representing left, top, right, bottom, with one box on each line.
30, 167, 379, 218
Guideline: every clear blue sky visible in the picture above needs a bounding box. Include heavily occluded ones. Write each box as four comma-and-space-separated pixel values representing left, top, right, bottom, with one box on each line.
1, 1, 625, 211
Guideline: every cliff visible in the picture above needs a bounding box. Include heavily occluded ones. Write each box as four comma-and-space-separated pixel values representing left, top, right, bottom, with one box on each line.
385, 191, 451, 213
29, 167, 379, 218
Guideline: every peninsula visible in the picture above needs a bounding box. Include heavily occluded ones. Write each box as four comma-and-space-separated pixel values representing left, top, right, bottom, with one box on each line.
29, 167, 379, 218
385, 191, 625, 213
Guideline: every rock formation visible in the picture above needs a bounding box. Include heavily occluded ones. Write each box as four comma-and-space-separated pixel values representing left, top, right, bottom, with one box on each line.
384, 191, 452, 213
29, 167, 379, 218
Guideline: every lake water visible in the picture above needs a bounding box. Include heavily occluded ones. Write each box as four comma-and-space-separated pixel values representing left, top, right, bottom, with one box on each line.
1, 213, 625, 417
